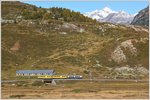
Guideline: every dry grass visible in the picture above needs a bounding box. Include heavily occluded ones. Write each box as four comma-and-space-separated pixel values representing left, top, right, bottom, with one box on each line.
2, 81, 148, 99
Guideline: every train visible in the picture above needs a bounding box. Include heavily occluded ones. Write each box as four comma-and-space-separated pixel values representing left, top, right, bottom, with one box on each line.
38, 75, 83, 79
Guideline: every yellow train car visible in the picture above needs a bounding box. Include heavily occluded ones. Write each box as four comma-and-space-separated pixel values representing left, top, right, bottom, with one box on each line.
38, 75, 68, 79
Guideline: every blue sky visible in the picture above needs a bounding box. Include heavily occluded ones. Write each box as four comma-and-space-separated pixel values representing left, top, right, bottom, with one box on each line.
24, 1, 148, 14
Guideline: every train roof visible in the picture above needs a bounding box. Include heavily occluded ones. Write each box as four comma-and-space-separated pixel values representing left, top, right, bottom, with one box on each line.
16, 70, 54, 74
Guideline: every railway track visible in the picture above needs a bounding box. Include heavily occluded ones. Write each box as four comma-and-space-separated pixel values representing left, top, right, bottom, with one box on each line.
1, 79, 148, 83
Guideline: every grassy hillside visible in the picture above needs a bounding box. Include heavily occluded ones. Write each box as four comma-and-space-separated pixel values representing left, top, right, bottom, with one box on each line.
1, 1, 149, 80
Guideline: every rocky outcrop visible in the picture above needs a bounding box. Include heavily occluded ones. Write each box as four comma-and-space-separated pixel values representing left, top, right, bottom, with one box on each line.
121, 40, 137, 56
111, 39, 141, 63
10, 41, 21, 51
107, 65, 148, 79
111, 46, 126, 63
131, 6, 149, 26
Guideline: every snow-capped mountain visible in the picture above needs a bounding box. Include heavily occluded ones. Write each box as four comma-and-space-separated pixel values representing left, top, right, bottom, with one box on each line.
84, 7, 116, 21
84, 7, 136, 24
102, 11, 135, 24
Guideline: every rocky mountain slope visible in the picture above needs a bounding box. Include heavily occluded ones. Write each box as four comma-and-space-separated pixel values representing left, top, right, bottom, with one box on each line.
1, 1, 149, 80
84, 7, 135, 24
131, 6, 149, 26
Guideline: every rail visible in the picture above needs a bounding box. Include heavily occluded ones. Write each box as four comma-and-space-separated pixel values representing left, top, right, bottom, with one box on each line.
1, 79, 148, 83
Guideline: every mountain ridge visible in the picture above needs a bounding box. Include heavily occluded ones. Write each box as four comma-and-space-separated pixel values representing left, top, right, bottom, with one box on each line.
84, 7, 136, 24
131, 6, 149, 26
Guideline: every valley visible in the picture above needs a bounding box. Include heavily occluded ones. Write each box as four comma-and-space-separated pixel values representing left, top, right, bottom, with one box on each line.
1, 1, 149, 99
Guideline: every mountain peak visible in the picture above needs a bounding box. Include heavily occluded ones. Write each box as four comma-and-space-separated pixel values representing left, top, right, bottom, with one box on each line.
102, 7, 112, 12
118, 10, 127, 14
84, 7, 136, 24
84, 7, 114, 20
